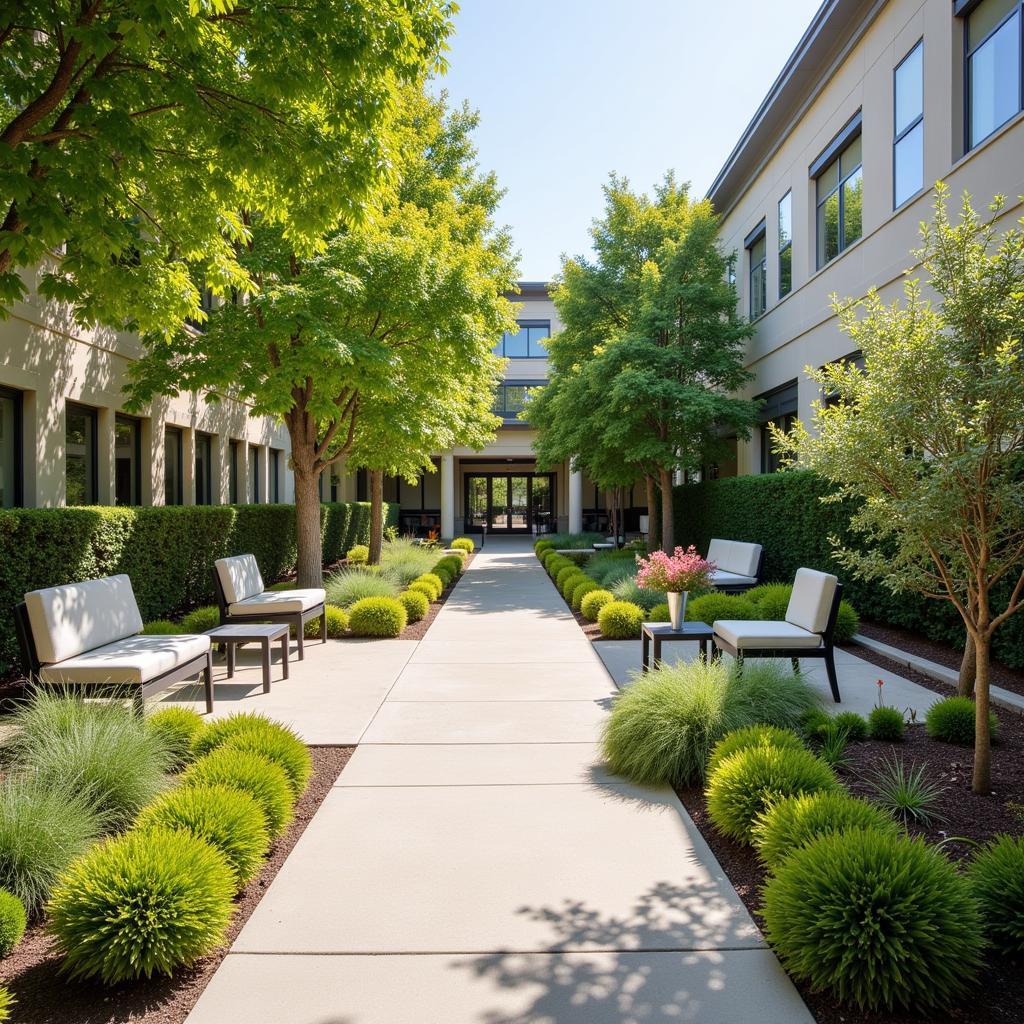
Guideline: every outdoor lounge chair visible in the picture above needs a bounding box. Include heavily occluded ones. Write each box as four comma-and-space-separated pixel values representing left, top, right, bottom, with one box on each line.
14, 574, 214, 713
706, 539, 764, 593
712, 567, 843, 702
214, 554, 326, 659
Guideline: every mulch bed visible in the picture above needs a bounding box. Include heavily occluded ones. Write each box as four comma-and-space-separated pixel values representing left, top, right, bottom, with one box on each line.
1, 745, 352, 1024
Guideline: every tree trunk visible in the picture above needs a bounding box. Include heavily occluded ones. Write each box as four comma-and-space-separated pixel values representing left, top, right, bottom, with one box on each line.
971, 630, 992, 794
292, 460, 324, 589
658, 468, 674, 552
608, 489, 617, 547
645, 475, 657, 552
368, 469, 383, 566
958, 632, 976, 696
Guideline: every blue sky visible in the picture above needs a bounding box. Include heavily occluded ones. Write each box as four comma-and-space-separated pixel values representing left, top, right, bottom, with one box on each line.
436, 0, 824, 280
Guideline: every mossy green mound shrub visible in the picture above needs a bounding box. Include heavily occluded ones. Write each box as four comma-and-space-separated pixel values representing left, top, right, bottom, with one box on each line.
398, 590, 429, 623
180, 605, 220, 634
580, 589, 614, 622
555, 565, 581, 591
0, 890, 26, 956
762, 830, 983, 1011
967, 834, 1024, 955
560, 572, 588, 602
192, 711, 289, 758
799, 706, 832, 741
432, 564, 454, 587
751, 790, 903, 869
0, 986, 13, 1022
136, 783, 269, 888
597, 600, 644, 639
609, 576, 663, 612
409, 577, 441, 601
324, 568, 398, 608
648, 602, 671, 622
926, 695, 998, 745
48, 826, 235, 984
452, 537, 475, 553
833, 601, 860, 643
181, 747, 293, 839
435, 555, 463, 578
832, 711, 868, 742
146, 707, 205, 771
141, 620, 181, 635
347, 544, 369, 565
223, 727, 312, 798
686, 593, 757, 626
304, 604, 348, 639
706, 744, 839, 843
867, 704, 905, 741
571, 578, 599, 611
534, 539, 554, 556
348, 596, 408, 638
416, 573, 444, 597
707, 724, 806, 778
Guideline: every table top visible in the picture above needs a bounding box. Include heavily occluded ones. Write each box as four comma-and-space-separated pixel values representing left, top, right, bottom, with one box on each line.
641, 621, 714, 639
205, 623, 291, 640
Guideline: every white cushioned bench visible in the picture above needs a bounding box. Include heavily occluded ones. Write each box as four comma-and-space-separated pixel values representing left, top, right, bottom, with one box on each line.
712, 567, 843, 703
706, 539, 763, 592
214, 554, 326, 659
14, 575, 213, 712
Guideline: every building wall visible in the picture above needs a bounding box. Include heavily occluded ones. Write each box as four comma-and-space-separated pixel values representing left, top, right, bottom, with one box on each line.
713, 0, 1024, 474
0, 264, 293, 508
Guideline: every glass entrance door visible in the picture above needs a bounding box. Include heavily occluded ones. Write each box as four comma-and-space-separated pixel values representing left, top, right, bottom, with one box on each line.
465, 473, 555, 535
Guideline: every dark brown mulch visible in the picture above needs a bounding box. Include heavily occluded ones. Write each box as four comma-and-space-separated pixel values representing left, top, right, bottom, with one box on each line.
676, 715, 1024, 1024
1, 745, 352, 1024
399, 552, 473, 641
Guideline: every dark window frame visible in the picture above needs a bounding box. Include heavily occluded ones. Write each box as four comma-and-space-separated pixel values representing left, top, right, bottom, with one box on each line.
164, 425, 184, 506
0, 385, 24, 508
270, 447, 281, 502
893, 39, 925, 209
65, 401, 99, 506
778, 191, 793, 298
963, 0, 1024, 151
745, 220, 767, 319
755, 381, 799, 475
114, 413, 142, 507
494, 320, 551, 359
249, 444, 260, 504
493, 379, 547, 422
811, 113, 863, 269
228, 439, 240, 504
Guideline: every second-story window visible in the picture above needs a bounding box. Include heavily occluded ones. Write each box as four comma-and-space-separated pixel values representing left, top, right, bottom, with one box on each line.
966, 0, 1022, 149
894, 40, 924, 207
778, 192, 792, 298
814, 120, 862, 268
492, 382, 544, 421
494, 321, 550, 358
746, 223, 766, 319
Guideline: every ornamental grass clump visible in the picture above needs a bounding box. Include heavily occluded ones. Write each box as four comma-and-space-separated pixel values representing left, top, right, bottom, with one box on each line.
325, 568, 399, 608
378, 538, 439, 586
864, 751, 946, 827
706, 744, 839, 843
135, 783, 269, 888
580, 589, 614, 622
597, 600, 644, 639
609, 576, 663, 612
146, 707, 205, 771
348, 596, 408, 638
0, 890, 26, 956
398, 589, 429, 622
762, 830, 983, 1012
868, 705, 906, 741
967, 834, 1024, 955
926, 695, 998, 745
751, 790, 903, 869
726, 661, 822, 728
706, 723, 806, 777
47, 827, 235, 985
141, 620, 181, 635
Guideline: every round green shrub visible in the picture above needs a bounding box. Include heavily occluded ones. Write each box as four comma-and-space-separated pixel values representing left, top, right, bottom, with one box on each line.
223, 727, 312, 798
707, 724, 806, 778
799, 706, 832, 741
452, 537, 475, 553
834, 600, 860, 643
706, 744, 839, 843
409, 579, 439, 602
597, 600, 644, 639
762, 830, 984, 1011
648, 602, 671, 623
832, 710, 868, 742
432, 565, 454, 587
141, 620, 181, 636
146, 707, 205, 770
347, 544, 369, 565
751, 790, 903, 868
181, 747, 294, 838
180, 605, 220, 634
580, 589, 614, 622
534, 539, 554, 556
926, 695, 998, 745
192, 711, 288, 757
398, 589, 429, 623
304, 604, 348, 639
47, 826, 235, 984
348, 596, 408, 638
435, 555, 463, 577
417, 572, 445, 597
745, 582, 792, 620
0, 985, 12, 1022
555, 565, 581, 591
135, 783, 269, 888
560, 572, 587, 602
967, 834, 1024, 955
0, 890, 26, 956
867, 705, 905, 741
686, 593, 757, 626
571, 578, 599, 611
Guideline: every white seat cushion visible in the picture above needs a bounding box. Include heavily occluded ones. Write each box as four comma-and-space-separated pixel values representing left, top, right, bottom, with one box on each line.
38, 634, 210, 686
785, 568, 839, 635
216, 555, 265, 605
710, 569, 758, 588
713, 619, 824, 650
25, 575, 143, 664
706, 539, 732, 570
228, 588, 326, 616
707, 539, 761, 578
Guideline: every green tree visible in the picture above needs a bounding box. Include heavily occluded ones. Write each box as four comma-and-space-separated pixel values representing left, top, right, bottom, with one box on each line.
0, 0, 453, 334
776, 187, 1024, 794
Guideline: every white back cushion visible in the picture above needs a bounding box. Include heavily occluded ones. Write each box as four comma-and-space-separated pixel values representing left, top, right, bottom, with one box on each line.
706, 539, 732, 569
785, 568, 839, 635
731, 541, 762, 578
216, 554, 265, 604
25, 574, 143, 664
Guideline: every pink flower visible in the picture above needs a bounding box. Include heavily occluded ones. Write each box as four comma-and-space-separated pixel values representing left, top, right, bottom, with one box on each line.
635, 545, 715, 593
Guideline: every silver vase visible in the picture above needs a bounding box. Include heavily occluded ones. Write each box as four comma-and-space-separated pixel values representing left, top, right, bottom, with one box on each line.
667, 591, 687, 630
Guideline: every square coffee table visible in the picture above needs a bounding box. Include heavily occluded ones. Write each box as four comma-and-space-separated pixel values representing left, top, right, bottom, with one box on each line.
206, 623, 290, 693
641, 621, 716, 672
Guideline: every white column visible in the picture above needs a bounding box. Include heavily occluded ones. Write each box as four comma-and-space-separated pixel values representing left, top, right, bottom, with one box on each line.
440, 454, 455, 538
569, 468, 583, 535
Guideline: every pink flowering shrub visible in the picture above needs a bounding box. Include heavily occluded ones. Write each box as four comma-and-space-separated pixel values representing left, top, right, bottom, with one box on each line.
635, 546, 714, 593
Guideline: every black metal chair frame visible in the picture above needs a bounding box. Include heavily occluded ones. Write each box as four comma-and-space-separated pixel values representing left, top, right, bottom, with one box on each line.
14, 602, 214, 714
213, 569, 326, 660
712, 583, 843, 703
712, 546, 766, 594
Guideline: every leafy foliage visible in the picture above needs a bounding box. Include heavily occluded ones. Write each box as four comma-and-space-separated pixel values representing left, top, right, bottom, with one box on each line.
967, 834, 1024, 955
348, 597, 408, 638
609, 576, 663, 612
597, 600, 645, 639
926, 696, 998, 745
0, 890, 27, 956
685, 593, 757, 626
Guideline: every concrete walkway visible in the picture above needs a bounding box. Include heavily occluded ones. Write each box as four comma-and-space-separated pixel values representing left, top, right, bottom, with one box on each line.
187, 540, 812, 1024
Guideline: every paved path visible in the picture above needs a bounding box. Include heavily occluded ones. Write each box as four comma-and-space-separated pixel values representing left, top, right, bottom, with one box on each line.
187, 540, 812, 1024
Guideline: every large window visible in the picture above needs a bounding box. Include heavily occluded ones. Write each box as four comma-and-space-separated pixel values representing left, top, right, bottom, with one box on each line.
229, 439, 240, 503
778, 192, 793, 298
195, 432, 213, 505
492, 382, 544, 421
270, 448, 281, 502
114, 415, 141, 506
66, 403, 97, 506
0, 386, 23, 508
493, 321, 550, 358
967, 0, 1022, 149
756, 382, 798, 475
249, 444, 260, 503
747, 223, 767, 319
165, 427, 184, 505
894, 41, 924, 207
814, 119, 863, 268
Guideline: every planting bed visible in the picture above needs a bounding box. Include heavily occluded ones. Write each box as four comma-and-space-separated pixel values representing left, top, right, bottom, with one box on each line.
399, 551, 472, 640
1, 745, 352, 1024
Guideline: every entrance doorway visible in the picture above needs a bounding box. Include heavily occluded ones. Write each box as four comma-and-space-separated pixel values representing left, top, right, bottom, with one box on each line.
465, 473, 555, 534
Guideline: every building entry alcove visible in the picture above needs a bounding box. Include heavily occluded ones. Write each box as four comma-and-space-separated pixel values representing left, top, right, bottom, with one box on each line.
464, 472, 555, 534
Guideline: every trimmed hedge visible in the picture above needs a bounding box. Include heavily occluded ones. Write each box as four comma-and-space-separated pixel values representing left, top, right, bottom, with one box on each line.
0, 501, 395, 673
673, 471, 1024, 668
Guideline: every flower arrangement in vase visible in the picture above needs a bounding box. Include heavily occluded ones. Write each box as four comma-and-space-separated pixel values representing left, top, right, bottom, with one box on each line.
635, 545, 715, 628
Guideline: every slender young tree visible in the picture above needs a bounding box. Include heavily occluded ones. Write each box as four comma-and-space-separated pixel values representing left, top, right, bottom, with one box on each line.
775, 187, 1024, 794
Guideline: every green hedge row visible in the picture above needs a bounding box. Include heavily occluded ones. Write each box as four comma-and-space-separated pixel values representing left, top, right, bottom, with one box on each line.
672, 471, 1024, 670
0, 501, 397, 674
